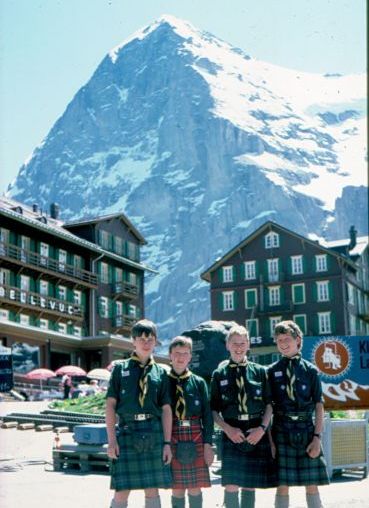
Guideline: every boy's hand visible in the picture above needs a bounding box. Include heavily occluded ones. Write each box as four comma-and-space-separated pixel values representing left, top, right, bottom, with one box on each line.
204, 443, 214, 466
306, 437, 321, 458
245, 426, 264, 445
225, 424, 246, 443
163, 443, 172, 464
107, 440, 120, 460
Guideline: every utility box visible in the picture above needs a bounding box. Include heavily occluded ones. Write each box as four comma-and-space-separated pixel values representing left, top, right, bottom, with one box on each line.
322, 414, 369, 478
74, 424, 108, 445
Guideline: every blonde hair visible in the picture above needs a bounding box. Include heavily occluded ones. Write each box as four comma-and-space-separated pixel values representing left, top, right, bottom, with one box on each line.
227, 324, 249, 343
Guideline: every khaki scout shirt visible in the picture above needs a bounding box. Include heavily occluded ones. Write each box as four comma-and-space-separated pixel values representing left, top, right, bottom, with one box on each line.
210, 359, 271, 419
106, 358, 170, 418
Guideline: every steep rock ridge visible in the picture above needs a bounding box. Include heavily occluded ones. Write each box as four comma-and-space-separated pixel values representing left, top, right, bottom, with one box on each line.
7, 15, 367, 339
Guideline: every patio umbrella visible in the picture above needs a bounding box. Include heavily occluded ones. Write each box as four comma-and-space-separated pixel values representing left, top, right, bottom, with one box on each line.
86, 368, 111, 381
25, 368, 56, 390
55, 365, 87, 377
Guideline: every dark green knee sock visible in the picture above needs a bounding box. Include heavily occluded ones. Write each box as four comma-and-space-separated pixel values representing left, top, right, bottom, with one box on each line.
171, 496, 185, 508
188, 493, 202, 508
224, 491, 240, 508
241, 490, 255, 508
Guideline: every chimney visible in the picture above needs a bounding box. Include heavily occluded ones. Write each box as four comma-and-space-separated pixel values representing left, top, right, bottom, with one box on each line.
32, 203, 39, 214
348, 225, 357, 251
50, 203, 60, 220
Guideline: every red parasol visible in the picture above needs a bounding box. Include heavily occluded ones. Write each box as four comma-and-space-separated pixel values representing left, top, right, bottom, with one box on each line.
25, 368, 56, 389
55, 365, 87, 376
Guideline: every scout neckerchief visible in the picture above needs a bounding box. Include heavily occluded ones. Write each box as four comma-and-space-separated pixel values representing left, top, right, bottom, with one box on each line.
229, 359, 248, 413
131, 353, 155, 408
169, 369, 192, 419
285, 354, 301, 401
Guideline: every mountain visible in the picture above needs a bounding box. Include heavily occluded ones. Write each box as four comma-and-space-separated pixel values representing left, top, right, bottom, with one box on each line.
6, 15, 367, 340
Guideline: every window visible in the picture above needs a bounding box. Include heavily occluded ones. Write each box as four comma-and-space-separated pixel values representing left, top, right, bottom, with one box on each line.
357, 290, 363, 314
291, 255, 303, 275
40, 242, 49, 265
0, 228, 10, 254
316, 281, 329, 302
0, 268, 10, 285
315, 254, 327, 272
115, 267, 123, 282
20, 275, 30, 291
318, 312, 331, 334
265, 231, 280, 249
222, 266, 234, 283
245, 288, 258, 309
99, 230, 110, 250
58, 249, 67, 271
222, 291, 234, 311
347, 283, 355, 305
349, 314, 356, 335
73, 326, 82, 337
267, 258, 279, 282
99, 296, 109, 318
292, 283, 305, 304
73, 290, 82, 305
128, 304, 137, 317
58, 286, 67, 301
100, 262, 109, 283
73, 255, 83, 269
115, 301, 123, 316
293, 314, 307, 334
269, 316, 282, 337
127, 241, 138, 260
40, 280, 48, 296
58, 322, 67, 334
246, 319, 259, 337
0, 309, 9, 321
268, 286, 280, 306
128, 272, 138, 285
244, 261, 256, 280
20, 236, 30, 262
39, 319, 48, 330
114, 237, 124, 255
20, 314, 30, 326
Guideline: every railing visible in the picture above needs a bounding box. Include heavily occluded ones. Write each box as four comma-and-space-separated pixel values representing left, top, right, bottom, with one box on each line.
114, 314, 137, 328
258, 301, 293, 314
113, 281, 138, 299
0, 241, 97, 286
0, 283, 83, 319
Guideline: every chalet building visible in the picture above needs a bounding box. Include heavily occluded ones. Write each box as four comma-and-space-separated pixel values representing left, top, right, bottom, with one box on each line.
0, 196, 163, 376
201, 221, 369, 365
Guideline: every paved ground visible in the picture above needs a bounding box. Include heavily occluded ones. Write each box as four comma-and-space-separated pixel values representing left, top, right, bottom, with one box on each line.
0, 401, 368, 508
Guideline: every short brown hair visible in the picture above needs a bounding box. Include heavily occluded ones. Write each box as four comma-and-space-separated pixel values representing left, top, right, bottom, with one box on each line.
131, 319, 157, 339
227, 324, 249, 343
169, 335, 193, 353
274, 320, 303, 341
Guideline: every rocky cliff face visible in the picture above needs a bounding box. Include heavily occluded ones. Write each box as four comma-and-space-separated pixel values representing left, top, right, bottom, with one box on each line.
7, 15, 367, 340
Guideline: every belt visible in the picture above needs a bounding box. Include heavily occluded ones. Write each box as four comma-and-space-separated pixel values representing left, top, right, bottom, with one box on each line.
276, 411, 313, 422
226, 412, 263, 422
174, 417, 200, 427
124, 413, 155, 421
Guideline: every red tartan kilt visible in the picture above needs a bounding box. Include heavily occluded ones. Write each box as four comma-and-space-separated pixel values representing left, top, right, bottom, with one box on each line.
171, 420, 211, 489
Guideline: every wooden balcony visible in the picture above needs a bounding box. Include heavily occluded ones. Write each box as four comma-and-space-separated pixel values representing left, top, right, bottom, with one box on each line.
113, 314, 137, 330
256, 301, 294, 315
0, 283, 83, 321
113, 281, 138, 300
0, 241, 97, 287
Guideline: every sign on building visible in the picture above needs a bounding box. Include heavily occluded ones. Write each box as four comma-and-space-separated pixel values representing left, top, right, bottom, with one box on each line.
303, 336, 369, 410
0, 346, 14, 392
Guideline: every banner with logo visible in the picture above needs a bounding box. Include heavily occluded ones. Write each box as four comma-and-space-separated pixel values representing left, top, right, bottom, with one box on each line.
302, 336, 369, 410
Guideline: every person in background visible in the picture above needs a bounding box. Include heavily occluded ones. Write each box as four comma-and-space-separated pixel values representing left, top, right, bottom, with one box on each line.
210, 325, 276, 508
61, 374, 72, 399
105, 319, 172, 508
168, 336, 214, 508
268, 321, 329, 508
86, 379, 101, 396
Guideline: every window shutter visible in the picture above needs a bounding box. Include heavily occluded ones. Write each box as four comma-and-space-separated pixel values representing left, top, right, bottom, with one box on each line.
328, 281, 333, 301
233, 291, 238, 310
265, 261, 269, 283
331, 312, 336, 333
288, 257, 292, 275
255, 261, 259, 280
240, 263, 245, 280
218, 292, 224, 311
233, 266, 237, 282
312, 282, 317, 302
219, 268, 224, 283
280, 286, 285, 304
108, 265, 113, 284
48, 282, 54, 298
278, 258, 282, 278
81, 292, 86, 309
265, 288, 269, 306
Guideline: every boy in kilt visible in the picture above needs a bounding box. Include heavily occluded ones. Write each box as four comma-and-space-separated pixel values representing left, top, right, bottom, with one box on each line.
268, 320, 329, 508
168, 336, 214, 508
210, 325, 276, 508
105, 319, 172, 508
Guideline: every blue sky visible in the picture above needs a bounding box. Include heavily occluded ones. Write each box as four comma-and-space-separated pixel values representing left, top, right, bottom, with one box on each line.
0, 0, 366, 193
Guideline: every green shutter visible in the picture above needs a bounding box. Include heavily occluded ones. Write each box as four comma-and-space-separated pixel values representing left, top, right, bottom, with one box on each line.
108, 265, 113, 283
233, 266, 237, 282
240, 263, 245, 280
248, 320, 257, 337
48, 282, 54, 298
219, 268, 224, 283
278, 258, 282, 279
233, 291, 238, 310
264, 261, 269, 282
331, 312, 336, 333
264, 288, 269, 306
312, 282, 317, 302
246, 290, 256, 308
302, 256, 306, 275
328, 281, 333, 301
287, 257, 292, 275
218, 292, 224, 311
280, 286, 285, 303
295, 315, 306, 334
294, 285, 303, 303
255, 261, 259, 280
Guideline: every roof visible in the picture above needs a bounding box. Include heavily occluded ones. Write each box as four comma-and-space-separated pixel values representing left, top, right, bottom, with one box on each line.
64, 212, 146, 245
201, 220, 365, 282
0, 196, 155, 273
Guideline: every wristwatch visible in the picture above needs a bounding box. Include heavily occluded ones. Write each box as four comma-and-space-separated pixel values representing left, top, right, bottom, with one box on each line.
260, 423, 267, 432
313, 433, 321, 439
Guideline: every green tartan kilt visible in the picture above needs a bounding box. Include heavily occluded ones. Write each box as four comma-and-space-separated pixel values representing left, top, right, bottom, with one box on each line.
221, 419, 277, 488
272, 420, 330, 486
110, 418, 172, 491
